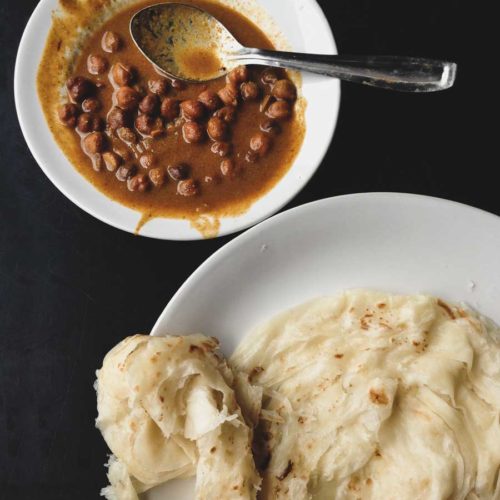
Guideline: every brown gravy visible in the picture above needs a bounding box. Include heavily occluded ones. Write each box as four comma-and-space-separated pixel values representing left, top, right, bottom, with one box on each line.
177, 48, 223, 81
37, 0, 305, 234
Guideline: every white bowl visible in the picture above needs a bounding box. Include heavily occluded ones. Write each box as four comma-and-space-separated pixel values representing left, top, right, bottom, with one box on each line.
15, 0, 340, 240
147, 192, 500, 498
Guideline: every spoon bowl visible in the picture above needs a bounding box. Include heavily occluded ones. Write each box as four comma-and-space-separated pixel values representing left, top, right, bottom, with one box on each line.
130, 3, 243, 82
131, 2, 457, 92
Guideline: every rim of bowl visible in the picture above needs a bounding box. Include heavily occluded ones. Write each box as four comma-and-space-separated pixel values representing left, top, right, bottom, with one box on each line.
14, 0, 340, 240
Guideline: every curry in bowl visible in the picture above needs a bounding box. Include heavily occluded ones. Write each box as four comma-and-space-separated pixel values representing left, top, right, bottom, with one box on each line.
37, 0, 305, 234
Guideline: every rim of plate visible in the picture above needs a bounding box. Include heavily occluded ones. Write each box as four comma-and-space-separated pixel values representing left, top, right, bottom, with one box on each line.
151, 192, 500, 335
14, 0, 340, 240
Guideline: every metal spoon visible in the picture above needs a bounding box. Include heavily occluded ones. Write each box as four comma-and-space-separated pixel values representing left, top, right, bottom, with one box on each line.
130, 3, 456, 92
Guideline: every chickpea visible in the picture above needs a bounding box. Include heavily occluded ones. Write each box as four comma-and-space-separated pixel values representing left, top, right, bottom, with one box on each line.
139, 94, 159, 115
198, 90, 221, 111
57, 103, 79, 127
227, 65, 249, 85
245, 150, 259, 163
132, 83, 146, 95
217, 84, 238, 107
113, 146, 132, 162
210, 141, 231, 157
127, 173, 150, 192
102, 151, 121, 172
91, 116, 104, 132
139, 152, 155, 169
180, 99, 205, 121
82, 131, 105, 154
93, 154, 104, 172
241, 81, 260, 101
160, 98, 180, 121
115, 165, 136, 182
260, 119, 281, 135
214, 106, 236, 123
66, 76, 94, 103
77, 113, 102, 133
135, 115, 160, 136
101, 31, 121, 53
116, 86, 141, 111
170, 79, 186, 90
148, 78, 169, 95
220, 158, 236, 177
81, 98, 101, 113
112, 63, 134, 86
167, 163, 189, 181
148, 168, 165, 187
261, 68, 279, 85
107, 107, 130, 130
250, 131, 272, 156
266, 100, 291, 121
272, 79, 297, 101
207, 117, 228, 141
182, 121, 205, 143
117, 127, 137, 144
87, 54, 108, 75
177, 179, 198, 197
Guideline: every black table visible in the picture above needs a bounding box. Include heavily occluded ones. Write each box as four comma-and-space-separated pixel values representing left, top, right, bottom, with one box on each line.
1, 0, 474, 498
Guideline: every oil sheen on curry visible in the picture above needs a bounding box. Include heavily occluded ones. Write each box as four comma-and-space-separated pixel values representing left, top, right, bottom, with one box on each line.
37, 0, 305, 234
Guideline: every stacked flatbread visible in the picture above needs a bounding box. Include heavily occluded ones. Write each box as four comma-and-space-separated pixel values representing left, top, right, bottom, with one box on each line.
232, 291, 500, 499
96, 291, 500, 499
96, 334, 261, 499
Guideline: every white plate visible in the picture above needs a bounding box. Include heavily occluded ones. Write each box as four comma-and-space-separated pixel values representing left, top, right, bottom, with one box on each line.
14, 0, 340, 240
148, 192, 500, 498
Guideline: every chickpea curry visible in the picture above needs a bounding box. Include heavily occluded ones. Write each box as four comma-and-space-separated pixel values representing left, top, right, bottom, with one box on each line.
38, 0, 305, 233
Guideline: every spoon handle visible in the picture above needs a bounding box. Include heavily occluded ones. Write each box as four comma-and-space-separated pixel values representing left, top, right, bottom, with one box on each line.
232, 50, 457, 92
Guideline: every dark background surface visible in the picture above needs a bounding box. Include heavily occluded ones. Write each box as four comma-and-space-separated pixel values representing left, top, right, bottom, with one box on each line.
0, 0, 474, 498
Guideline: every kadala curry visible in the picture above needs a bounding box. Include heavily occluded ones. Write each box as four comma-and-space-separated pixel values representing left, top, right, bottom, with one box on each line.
37, 0, 305, 232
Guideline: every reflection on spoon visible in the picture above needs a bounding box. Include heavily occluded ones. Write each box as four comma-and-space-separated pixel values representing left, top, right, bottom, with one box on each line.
130, 3, 457, 92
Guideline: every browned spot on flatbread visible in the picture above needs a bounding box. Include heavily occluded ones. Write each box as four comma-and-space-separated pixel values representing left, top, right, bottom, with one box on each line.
360, 319, 370, 330
249, 366, 264, 381
369, 388, 389, 405
202, 340, 217, 351
276, 460, 293, 481
438, 299, 456, 319
348, 476, 360, 492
